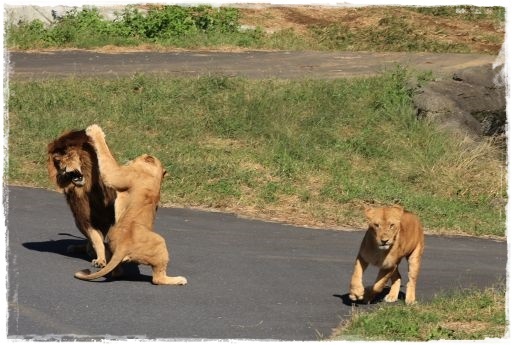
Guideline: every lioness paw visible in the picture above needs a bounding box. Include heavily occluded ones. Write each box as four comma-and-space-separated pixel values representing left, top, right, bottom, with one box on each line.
405, 297, 417, 305
153, 275, 188, 285
86, 124, 105, 139
348, 292, 364, 302
349, 285, 365, 301
175, 276, 188, 285
384, 294, 398, 303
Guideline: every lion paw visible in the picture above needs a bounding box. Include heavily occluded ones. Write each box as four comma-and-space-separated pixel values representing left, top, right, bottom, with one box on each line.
85, 124, 105, 139
92, 258, 106, 268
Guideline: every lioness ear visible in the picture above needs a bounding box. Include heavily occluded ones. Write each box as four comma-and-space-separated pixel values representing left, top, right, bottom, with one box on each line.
364, 206, 375, 220
391, 205, 404, 218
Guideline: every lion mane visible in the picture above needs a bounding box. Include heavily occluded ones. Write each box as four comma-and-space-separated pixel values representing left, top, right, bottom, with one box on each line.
47, 129, 116, 267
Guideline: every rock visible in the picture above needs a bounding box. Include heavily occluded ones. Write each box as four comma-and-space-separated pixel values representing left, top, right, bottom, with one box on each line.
412, 63, 506, 139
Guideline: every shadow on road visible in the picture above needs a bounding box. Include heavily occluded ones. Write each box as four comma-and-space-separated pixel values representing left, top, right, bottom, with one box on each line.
22, 235, 88, 260
333, 288, 406, 306
22, 234, 148, 283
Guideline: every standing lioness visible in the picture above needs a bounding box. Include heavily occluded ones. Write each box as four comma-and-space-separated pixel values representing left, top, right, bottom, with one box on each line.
74, 124, 187, 285
349, 206, 424, 305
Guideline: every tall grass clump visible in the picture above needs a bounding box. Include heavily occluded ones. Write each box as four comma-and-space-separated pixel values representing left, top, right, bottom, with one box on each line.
7, 70, 505, 237
6, 5, 248, 49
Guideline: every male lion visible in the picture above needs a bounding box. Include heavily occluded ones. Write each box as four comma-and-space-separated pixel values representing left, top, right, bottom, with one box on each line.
47, 130, 116, 268
348, 205, 424, 305
74, 124, 187, 286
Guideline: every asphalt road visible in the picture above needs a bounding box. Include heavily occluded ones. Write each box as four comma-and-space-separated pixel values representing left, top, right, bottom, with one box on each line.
6, 185, 506, 340
8, 50, 496, 80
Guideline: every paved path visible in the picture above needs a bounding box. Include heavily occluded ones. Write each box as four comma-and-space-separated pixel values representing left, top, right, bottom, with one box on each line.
6, 186, 506, 340
8, 50, 496, 80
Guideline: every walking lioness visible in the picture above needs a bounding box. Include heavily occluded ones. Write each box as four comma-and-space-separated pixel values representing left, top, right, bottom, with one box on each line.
74, 124, 187, 285
349, 205, 424, 305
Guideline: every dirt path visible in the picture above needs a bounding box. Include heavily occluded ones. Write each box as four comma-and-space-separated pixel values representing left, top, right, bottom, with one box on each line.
9, 50, 497, 80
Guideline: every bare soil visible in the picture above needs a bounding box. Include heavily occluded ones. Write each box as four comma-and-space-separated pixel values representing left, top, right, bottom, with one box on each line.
238, 5, 504, 54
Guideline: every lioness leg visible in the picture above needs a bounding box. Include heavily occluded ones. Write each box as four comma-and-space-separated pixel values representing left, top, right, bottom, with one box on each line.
349, 254, 368, 302
131, 229, 187, 286
369, 267, 396, 302
384, 268, 401, 303
150, 242, 187, 286
86, 124, 133, 190
152, 263, 188, 285
405, 247, 423, 305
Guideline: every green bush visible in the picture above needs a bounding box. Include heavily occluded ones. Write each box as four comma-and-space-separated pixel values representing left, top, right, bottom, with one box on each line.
7, 5, 242, 48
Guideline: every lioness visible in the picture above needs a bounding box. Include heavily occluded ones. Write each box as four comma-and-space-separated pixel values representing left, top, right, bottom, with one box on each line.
47, 130, 116, 268
349, 206, 424, 305
74, 124, 187, 285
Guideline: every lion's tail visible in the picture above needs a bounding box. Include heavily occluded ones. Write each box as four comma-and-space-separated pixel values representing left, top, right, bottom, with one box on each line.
74, 248, 126, 281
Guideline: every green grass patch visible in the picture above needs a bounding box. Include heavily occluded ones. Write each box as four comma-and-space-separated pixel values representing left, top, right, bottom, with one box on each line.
7, 70, 505, 236
332, 285, 506, 341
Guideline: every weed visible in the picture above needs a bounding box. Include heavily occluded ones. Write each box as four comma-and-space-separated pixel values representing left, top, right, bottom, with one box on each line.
333, 285, 506, 341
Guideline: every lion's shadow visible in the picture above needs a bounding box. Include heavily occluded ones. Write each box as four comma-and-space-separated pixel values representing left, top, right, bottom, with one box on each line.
22, 233, 148, 282
334, 287, 406, 306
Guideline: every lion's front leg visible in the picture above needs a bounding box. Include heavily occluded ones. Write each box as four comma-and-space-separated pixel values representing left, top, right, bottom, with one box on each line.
349, 254, 368, 302
87, 228, 107, 268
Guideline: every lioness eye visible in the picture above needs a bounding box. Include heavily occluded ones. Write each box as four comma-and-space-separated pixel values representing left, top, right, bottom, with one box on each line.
390, 223, 395, 229
373, 223, 380, 229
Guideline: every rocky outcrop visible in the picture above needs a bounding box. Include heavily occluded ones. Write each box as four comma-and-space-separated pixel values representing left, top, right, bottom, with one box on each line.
412, 63, 506, 142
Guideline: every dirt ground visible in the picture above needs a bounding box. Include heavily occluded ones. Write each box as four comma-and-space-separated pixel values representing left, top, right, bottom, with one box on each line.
238, 5, 504, 54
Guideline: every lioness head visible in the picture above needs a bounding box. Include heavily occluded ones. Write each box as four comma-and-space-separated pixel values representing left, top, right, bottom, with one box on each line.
133, 154, 167, 181
365, 205, 404, 250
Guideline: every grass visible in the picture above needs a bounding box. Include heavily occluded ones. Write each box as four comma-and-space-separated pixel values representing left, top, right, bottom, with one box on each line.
5, 5, 504, 54
331, 285, 507, 341
7, 70, 505, 237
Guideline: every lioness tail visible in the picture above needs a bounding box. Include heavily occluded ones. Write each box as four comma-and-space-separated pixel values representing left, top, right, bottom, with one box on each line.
74, 248, 126, 281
